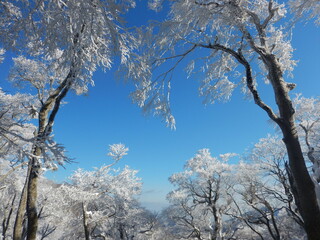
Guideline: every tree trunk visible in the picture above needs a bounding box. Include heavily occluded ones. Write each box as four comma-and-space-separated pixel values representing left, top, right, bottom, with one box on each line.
82, 203, 90, 240
212, 208, 221, 240
2, 194, 16, 240
265, 54, 320, 240
13, 164, 31, 240
24, 73, 72, 240
14, 138, 43, 240
281, 124, 320, 240
211, 203, 222, 240
119, 223, 125, 240
236, 47, 320, 239
26, 154, 40, 240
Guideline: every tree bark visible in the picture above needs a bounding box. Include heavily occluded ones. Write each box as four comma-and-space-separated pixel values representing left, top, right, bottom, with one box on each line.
24, 72, 73, 240
280, 123, 320, 239
82, 203, 90, 240
212, 206, 221, 240
2, 194, 16, 240
26, 152, 41, 240
226, 44, 320, 239
219, 42, 320, 239
13, 164, 30, 240
262, 54, 320, 240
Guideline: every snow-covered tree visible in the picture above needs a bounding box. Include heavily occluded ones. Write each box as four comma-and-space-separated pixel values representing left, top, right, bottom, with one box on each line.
68, 144, 144, 239
166, 149, 236, 240
293, 96, 320, 184
0, 1, 138, 239
127, 1, 320, 238
0, 89, 35, 162
0, 144, 156, 240
227, 96, 320, 239
0, 159, 27, 240
229, 136, 306, 239
290, 0, 320, 24
0, 1, 23, 51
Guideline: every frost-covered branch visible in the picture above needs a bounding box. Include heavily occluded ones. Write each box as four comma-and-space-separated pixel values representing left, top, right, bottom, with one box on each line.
290, 0, 320, 24
0, 162, 28, 183
198, 42, 280, 123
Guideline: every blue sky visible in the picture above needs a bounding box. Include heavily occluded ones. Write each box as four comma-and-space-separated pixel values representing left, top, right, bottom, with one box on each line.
1, 1, 320, 211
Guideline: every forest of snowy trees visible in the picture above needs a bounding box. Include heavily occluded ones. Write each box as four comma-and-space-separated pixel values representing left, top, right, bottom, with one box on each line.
0, 0, 320, 239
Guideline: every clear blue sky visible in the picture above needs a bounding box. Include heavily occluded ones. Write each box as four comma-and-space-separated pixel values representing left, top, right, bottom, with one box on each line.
1, 2, 320, 211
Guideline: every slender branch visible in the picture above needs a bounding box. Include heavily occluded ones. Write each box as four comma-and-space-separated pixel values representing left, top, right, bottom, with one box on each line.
194, 1, 220, 7
152, 45, 197, 64
198, 43, 280, 123
0, 126, 34, 144
44, 74, 73, 136
227, 192, 265, 240
299, 123, 317, 164
262, 1, 278, 29
0, 162, 28, 182
151, 45, 197, 91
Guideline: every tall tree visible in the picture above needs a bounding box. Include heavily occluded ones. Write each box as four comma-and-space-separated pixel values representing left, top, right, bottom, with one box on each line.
68, 144, 143, 239
230, 136, 306, 239
166, 149, 235, 240
0, 89, 35, 240
127, 1, 320, 238
1, 1, 137, 239
0, 159, 27, 240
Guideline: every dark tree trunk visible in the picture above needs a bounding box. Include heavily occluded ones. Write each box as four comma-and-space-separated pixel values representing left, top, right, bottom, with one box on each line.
13, 165, 30, 240
197, 9, 320, 238
212, 206, 220, 240
26, 154, 40, 240
280, 123, 320, 240
23, 72, 73, 240
82, 203, 90, 240
263, 54, 320, 240
232, 46, 320, 240
2, 194, 16, 240
229, 47, 320, 239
